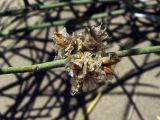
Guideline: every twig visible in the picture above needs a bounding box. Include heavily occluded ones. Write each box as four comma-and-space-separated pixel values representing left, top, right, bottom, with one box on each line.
0, 46, 159, 74
0, 0, 119, 17
80, 92, 103, 120
0, 0, 158, 17
0, 1, 158, 37
115, 45, 160, 57
0, 59, 65, 74
0, 9, 126, 37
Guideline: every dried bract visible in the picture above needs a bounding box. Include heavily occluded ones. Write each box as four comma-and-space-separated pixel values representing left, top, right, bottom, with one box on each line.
52, 28, 75, 58
52, 25, 120, 95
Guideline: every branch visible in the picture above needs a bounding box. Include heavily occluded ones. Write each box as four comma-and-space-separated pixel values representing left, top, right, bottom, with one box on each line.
0, 2, 158, 37
0, 0, 157, 17
115, 45, 160, 57
0, 9, 125, 37
0, 0, 119, 17
0, 46, 160, 74
0, 59, 65, 74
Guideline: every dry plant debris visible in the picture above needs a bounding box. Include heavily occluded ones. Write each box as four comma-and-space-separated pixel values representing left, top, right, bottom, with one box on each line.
52, 25, 120, 95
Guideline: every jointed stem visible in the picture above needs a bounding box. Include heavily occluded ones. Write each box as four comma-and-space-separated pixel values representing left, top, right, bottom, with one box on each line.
0, 9, 126, 37
116, 45, 160, 57
0, 0, 157, 17
0, 0, 119, 17
0, 46, 159, 74
0, 1, 158, 37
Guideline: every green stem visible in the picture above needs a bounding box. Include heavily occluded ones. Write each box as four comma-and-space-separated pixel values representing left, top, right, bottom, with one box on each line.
116, 46, 160, 57
0, 59, 65, 74
0, 1, 158, 37
0, 46, 159, 74
0, 0, 158, 17
0, 16, 45, 54
0, 0, 119, 17
0, 9, 125, 37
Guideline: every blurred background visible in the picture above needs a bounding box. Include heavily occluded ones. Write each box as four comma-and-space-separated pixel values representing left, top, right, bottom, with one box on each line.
0, 0, 160, 120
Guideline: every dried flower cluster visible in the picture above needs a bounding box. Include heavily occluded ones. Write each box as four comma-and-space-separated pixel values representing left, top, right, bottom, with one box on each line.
52, 25, 120, 95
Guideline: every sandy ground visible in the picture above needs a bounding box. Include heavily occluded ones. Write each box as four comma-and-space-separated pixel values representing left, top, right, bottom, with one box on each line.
0, 0, 160, 120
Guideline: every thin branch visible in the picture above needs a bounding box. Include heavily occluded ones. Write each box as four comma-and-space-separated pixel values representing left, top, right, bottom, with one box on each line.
0, 9, 126, 37
0, 59, 65, 74
0, 2, 159, 37
0, 46, 160, 74
0, 0, 119, 17
115, 45, 160, 57
0, 0, 157, 17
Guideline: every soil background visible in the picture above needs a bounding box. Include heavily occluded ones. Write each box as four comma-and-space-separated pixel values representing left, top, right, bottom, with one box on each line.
0, 0, 160, 120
